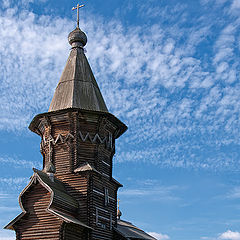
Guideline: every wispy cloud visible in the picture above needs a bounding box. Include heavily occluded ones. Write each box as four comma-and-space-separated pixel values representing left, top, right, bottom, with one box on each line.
148, 232, 170, 240
0, 177, 28, 185
201, 237, 217, 240
226, 187, 240, 199
0, 230, 15, 240
120, 188, 179, 201
0, 206, 20, 212
119, 180, 181, 202
0, 156, 41, 169
0, 193, 11, 199
0, 238, 15, 240
0, 1, 240, 170
0, 177, 29, 192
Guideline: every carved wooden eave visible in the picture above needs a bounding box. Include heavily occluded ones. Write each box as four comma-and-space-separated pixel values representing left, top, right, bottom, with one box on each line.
29, 108, 127, 139
4, 169, 92, 231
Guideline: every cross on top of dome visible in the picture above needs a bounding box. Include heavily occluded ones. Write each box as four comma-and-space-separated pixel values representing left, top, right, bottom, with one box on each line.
72, 3, 85, 29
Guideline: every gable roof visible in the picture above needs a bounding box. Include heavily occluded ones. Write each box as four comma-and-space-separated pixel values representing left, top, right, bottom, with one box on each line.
74, 162, 123, 187
32, 168, 78, 209
114, 220, 156, 240
74, 162, 101, 174
4, 169, 92, 231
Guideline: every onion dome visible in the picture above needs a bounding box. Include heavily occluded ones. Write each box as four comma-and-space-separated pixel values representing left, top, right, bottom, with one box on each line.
68, 27, 87, 48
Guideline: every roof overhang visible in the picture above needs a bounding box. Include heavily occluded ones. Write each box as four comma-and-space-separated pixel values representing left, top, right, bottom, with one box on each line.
29, 108, 127, 139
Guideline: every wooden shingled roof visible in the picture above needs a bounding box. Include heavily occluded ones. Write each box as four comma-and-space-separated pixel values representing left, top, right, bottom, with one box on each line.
114, 220, 157, 240
48, 28, 108, 113
74, 162, 123, 187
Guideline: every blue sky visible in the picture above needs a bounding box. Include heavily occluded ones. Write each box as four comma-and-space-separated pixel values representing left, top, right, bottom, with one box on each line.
0, 0, 240, 239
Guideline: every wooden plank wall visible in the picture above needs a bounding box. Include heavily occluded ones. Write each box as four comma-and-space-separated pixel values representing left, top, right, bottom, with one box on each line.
89, 175, 118, 240
36, 110, 122, 240
15, 182, 63, 240
57, 173, 89, 224
62, 223, 87, 240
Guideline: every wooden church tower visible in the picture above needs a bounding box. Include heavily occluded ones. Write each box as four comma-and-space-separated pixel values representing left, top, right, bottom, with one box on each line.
5, 5, 156, 240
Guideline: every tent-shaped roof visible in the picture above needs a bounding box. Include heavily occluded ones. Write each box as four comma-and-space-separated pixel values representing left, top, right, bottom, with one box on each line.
48, 28, 108, 113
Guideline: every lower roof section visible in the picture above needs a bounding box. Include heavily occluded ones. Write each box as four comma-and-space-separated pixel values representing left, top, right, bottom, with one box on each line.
114, 219, 156, 240
4, 169, 92, 231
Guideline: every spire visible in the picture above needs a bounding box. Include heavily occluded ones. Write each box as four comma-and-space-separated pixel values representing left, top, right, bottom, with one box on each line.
48, 27, 108, 112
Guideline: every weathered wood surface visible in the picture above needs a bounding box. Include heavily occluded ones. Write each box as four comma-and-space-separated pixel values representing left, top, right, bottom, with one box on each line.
48, 47, 108, 113
15, 182, 63, 240
7, 108, 126, 240
36, 110, 122, 239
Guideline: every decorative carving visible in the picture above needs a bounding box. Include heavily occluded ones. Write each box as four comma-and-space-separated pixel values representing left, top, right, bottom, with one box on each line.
43, 133, 74, 146
41, 133, 74, 162
78, 131, 113, 149
41, 131, 113, 155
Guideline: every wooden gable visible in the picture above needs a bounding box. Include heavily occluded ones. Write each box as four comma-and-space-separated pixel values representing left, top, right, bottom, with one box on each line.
14, 180, 63, 240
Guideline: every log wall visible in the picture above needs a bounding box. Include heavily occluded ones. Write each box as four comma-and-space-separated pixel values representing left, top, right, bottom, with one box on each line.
89, 174, 118, 240
32, 110, 123, 239
62, 223, 87, 240
15, 182, 63, 240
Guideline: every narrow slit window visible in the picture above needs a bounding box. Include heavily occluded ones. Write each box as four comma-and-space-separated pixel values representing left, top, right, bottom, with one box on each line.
104, 188, 109, 206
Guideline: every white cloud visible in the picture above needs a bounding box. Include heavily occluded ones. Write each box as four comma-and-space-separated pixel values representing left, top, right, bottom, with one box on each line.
231, 0, 240, 9
0, 156, 41, 169
0, 230, 15, 240
219, 230, 240, 240
227, 187, 240, 199
0, 206, 20, 211
148, 232, 170, 240
201, 237, 216, 240
0, 193, 10, 199
0, 177, 29, 192
0, 238, 15, 240
0, 9, 70, 131
0, 177, 28, 185
0, 2, 240, 170
119, 182, 181, 202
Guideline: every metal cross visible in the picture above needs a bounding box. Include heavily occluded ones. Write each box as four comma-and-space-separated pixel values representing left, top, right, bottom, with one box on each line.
72, 3, 85, 28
